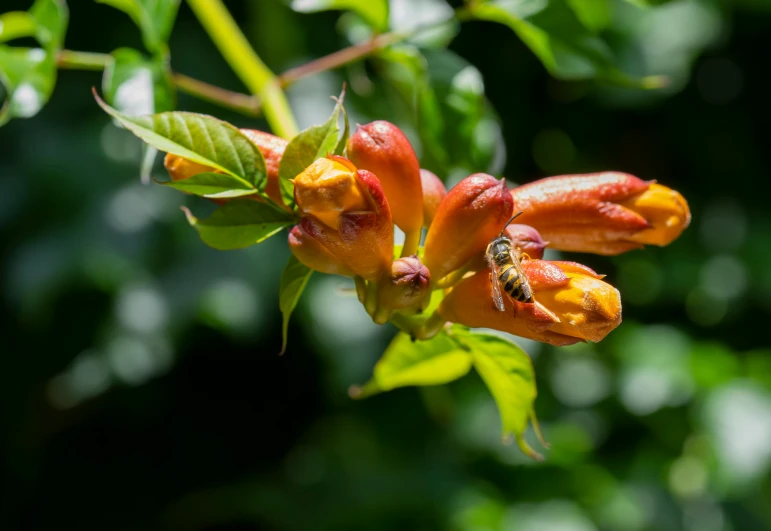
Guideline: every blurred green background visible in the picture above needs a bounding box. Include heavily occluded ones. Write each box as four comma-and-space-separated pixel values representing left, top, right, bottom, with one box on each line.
2, 0, 771, 530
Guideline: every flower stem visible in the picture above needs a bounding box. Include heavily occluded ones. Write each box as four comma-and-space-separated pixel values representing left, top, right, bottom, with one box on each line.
57, 50, 110, 70
278, 32, 408, 87
172, 73, 260, 117
185, 0, 298, 139
401, 230, 421, 258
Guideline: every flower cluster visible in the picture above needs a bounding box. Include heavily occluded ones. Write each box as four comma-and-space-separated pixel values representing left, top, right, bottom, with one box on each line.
165, 121, 690, 346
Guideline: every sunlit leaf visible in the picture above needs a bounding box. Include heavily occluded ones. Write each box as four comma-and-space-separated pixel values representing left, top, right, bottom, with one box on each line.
96, 0, 180, 53
352, 331, 472, 398
159, 172, 256, 198
290, 0, 389, 32
103, 48, 175, 115
277, 91, 348, 207
0, 12, 37, 44
0, 47, 56, 126
389, 0, 458, 48
95, 93, 267, 190
278, 255, 313, 355
458, 330, 544, 460
0, 0, 67, 126
469, 0, 658, 87
182, 199, 294, 250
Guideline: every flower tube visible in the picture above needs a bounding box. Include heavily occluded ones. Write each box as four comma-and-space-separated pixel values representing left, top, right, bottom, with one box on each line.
510, 172, 690, 255
438, 260, 622, 345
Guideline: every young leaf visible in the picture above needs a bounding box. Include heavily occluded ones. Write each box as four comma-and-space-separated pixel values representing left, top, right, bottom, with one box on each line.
278, 255, 313, 355
277, 92, 348, 207
469, 0, 655, 87
159, 172, 256, 198
0, 47, 56, 126
290, 0, 389, 33
29, 0, 68, 51
0, 12, 38, 44
458, 330, 545, 460
181, 199, 294, 250
352, 331, 472, 398
103, 48, 175, 115
94, 92, 267, 190
96, 0, 180, 53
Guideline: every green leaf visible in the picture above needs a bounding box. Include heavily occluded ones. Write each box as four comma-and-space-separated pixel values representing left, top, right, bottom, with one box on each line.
352, 331, 473, 398
469, 0, 655, 86
103, 48, 175, 115
458, 330, 545, 460
0, 47, 56, 126
278, 255, 313, 355
182, 199, 294, 250
95, 93, 267, 190
566, 0, 611, 32
96, 0, 180, 53
378, 46, 504, 176
29, 0, 68, 51
290, 0, 389, 32
277, 90, 348, 207
0, 12, 38, 44
159, 172, 256, 198
0, 0, 67, 126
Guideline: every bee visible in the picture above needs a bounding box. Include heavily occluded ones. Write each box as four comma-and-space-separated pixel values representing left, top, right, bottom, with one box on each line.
485, 211, 534, 310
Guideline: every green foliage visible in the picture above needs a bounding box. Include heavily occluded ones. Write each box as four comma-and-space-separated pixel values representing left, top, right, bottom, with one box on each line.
181, 199, 294, 250
457, 330, 544, 460
290, 0, 389, 32
277, 92, 349, 207
354, 327, 542, 459
96, 0, 180, 54
468, 0, 658, 87
0, 12, 38, 44
95, 94, 268, 191
278, 255, 313, 355
377, 45, 502, 176
0, 0, 67, 125
354, 331, 473, 397
103, 47, 175, 114
159, 172, 257, 199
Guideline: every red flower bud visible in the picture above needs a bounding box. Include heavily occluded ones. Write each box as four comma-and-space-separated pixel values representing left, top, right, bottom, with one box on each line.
347, 121, 424, 235
423, 174, 513, 282
420, 169, 447, 228
510, 172, 690, 255
378, 255, 431, 311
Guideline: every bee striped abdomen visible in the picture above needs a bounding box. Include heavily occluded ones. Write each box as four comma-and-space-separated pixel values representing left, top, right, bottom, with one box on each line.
498, 264, 531, 302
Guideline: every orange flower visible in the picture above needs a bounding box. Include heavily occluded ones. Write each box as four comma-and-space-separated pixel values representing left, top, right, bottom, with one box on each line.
164, 128, 287, 206
419, 169, 447, 228
347, 121, 424, 253
288, 224, 354, 277
423, 173, 513, 283
293, 156, 393, 281
438, 260, 621, 345
510, 173, 690, 255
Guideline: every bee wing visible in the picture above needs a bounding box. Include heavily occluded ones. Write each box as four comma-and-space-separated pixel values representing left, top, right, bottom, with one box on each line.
489, 261, 506, 312
508, 247, 533, 303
